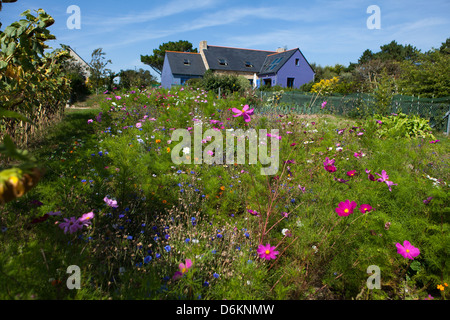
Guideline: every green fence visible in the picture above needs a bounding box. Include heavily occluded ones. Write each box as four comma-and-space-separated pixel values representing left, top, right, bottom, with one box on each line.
255, 91, 450, 133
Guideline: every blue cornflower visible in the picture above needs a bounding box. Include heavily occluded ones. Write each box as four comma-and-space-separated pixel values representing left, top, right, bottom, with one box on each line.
185, 238, 190, 243
164, 245, 171, 252
144, 256, 152, 264
203, 281, 209, 287
155, 253, 161, 259
213, 272, 220, 279
127, 235, 133, 240
165, 234, 170, 240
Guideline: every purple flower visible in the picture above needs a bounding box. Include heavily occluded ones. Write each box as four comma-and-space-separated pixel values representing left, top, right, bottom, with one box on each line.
103, 196, 118, 208
423, 197, 433, 205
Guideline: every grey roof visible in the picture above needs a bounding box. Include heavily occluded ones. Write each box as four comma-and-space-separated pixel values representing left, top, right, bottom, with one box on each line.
165, 51, 206, 76
259, 49, 297, 75
202, 45, 276, 73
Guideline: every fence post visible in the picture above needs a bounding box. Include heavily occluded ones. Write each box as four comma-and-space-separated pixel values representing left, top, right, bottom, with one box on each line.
446, 106, 450, 135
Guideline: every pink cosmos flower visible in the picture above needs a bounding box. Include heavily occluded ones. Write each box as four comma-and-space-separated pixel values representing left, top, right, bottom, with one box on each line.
172, 259, 193, 280
87, 119, 93, 124
247, 209, 259, 216
136, 122, 142, 128
321, 101, 327, 109
335, 199, 357, 217
347, 170, 357, 177
324, 165, 336, 173
358, 204, 372, 214
103, 196, 118, 208
257, 243, 279, 260
376, 170, 397, 191
79, 211, 95, 226
232, 105, 254, 122
323, 157, 335, 167
396, 240, 420, 260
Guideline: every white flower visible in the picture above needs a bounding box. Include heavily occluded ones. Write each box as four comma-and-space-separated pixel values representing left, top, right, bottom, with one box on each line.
296, 220, 304, 227
282, 228, 289, 236
182, 147, 190, 154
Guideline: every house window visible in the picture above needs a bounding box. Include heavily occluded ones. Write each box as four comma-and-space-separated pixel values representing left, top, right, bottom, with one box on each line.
245, 61, 253, 68
263, 79, 272, 87
183, 59, 190, 65
295, 58, 300, 66
218, 58, 228, 66
287, 78, 295, 88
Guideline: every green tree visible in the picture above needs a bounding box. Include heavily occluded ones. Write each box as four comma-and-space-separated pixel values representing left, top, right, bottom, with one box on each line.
119, 68, 158, 89
399, 48, 450, 98
140, 40, 197, 76
88, 48, 117, 94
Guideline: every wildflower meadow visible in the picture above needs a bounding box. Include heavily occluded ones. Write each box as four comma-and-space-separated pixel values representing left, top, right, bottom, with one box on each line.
1, 86, 448, 301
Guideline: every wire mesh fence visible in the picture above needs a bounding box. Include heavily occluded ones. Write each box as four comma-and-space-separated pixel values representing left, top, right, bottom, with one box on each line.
254, 91, 450, 133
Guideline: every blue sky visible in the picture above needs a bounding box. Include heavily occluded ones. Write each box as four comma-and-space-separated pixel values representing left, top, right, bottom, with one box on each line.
1, 0, 449, 80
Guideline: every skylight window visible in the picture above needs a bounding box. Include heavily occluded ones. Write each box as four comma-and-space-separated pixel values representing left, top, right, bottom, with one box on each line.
183, 59, 191, 65
218, 58, 228, 66
245, 61, 253, 68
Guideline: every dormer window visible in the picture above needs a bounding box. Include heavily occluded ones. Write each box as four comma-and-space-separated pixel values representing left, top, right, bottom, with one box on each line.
218, 58, 228, 66
245, 61, 253, 68
183, 59, 191, 65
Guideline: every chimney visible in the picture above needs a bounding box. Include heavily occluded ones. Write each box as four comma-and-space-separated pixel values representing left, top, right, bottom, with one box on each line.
199, 40, 210, 70
200, 40, 208, 51
276, 47, 286, 53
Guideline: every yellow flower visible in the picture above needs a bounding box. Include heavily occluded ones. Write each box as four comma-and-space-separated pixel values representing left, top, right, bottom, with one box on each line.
437, 284, 444, 291
167, 147, 171, 153
220, 186, 225, 191
156, 139, 161, 143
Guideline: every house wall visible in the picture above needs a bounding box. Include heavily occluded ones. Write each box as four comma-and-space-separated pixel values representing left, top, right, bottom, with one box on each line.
161, 55, 174, 88
275, 50, 314, 89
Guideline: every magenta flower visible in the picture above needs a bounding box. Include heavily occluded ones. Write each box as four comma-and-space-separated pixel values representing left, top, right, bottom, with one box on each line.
396, 240, 420, 260
347, 170, 357, 177
136, 122, 142, 128
321, 101, 327, 109
232, 105, 254, 122
257, 243, 279, 260
376, 170, 397, 191
87, 119, 93, 124
173, 259, 193, 280
335, 200, 357, 217
104, 196, 118, 208
247, 209, 259, 216
323, 157, 335, 167
358, 204, 372, 214
324, 165, 337, 173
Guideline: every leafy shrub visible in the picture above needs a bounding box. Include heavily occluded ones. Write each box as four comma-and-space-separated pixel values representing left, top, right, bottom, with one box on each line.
373, 113, 436, 139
